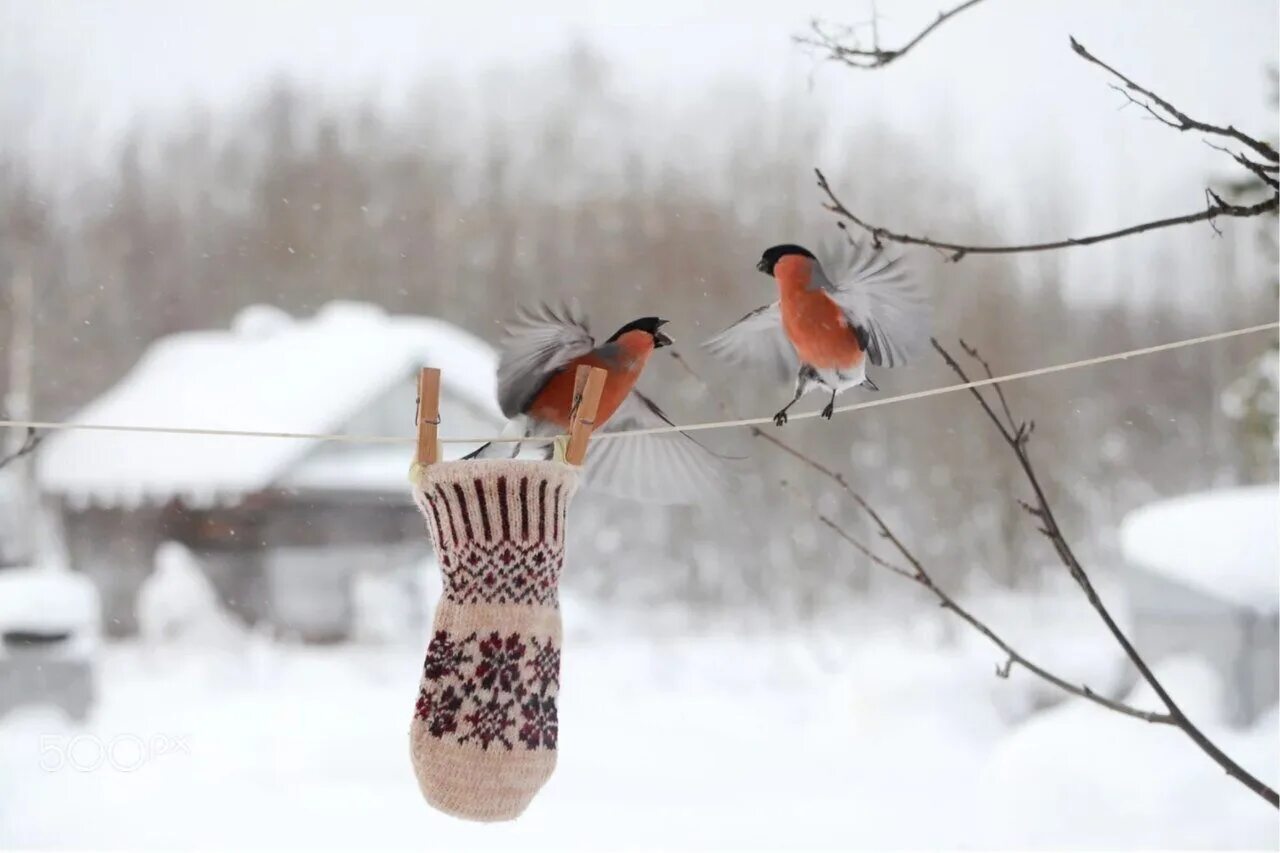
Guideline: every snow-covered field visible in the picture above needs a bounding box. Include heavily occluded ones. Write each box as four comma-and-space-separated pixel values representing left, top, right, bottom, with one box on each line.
2, 583, 1275, 851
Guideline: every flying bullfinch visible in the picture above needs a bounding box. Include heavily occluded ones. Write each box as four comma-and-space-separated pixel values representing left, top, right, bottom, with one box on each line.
468, 304, 735, 504
704, 240, 931, 425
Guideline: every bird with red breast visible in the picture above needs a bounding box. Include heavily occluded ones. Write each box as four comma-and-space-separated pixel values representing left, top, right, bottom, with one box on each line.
468, 304, 735, 504
704, 240, 931, 425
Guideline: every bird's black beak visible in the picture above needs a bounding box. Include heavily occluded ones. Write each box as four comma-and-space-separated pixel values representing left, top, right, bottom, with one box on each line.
654, 320, 673, 348
755, 258, 768, 274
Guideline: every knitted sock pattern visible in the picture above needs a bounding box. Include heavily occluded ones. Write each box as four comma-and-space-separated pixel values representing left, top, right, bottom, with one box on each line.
409, 459, 578, 822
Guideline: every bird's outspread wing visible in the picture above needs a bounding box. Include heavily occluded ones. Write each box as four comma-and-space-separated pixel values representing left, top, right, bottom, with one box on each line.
496, 302, 596, 418
582, 390, 739, 505
815, 240, 931, 368
701, 302, 799, 383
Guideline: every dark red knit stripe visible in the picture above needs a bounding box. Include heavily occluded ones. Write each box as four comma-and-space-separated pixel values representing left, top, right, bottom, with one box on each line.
473, 478, 492, 542
537, 480, 548, 543
497, 476, 510, 540
552, 484, 561, 541
428, 499, 449, 548
519, 477, 530, 540
433, 484, 457, 545
451, 482, 474, 541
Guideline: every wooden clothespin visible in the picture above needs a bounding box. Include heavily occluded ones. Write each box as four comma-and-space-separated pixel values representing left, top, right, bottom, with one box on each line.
415, 367, 442, 468
564, 365, 606, 466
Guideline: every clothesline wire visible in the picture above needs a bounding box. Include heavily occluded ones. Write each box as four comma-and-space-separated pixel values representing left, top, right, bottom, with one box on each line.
0, 321, 1275, 446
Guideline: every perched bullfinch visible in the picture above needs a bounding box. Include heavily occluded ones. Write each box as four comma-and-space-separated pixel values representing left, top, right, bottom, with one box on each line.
468, 304, 735, 504
704, 240, 930, 425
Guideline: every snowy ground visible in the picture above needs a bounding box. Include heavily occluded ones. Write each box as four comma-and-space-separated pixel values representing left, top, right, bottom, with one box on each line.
1, 586, 1276, 850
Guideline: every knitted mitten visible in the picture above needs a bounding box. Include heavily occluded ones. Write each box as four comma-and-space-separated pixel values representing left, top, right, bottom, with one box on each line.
408, 459, 578, 822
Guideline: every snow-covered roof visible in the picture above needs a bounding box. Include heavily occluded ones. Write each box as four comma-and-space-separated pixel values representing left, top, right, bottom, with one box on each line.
39, 301, 501, 507
281, 444, 501, 496
1120, 484, 1279, 613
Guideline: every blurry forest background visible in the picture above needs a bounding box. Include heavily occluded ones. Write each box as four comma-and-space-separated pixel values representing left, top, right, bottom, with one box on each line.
0, 38, 1276, 622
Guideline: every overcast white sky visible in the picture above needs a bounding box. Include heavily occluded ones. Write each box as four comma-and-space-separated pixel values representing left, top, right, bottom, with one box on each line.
2, 0, 1276, 302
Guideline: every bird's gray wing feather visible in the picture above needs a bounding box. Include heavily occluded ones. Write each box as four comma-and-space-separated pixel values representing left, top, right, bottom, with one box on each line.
701, 302, 798, 383
582, 390, 739, 505
496, 302, 595, 418
815, 240, 931, 368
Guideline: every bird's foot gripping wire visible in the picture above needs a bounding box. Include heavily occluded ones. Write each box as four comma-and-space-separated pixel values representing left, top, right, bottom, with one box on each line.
821, 389, 837, 420
773, 410, 789, 427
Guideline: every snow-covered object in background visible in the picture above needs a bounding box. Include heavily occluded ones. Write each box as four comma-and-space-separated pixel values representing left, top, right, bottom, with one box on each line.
137, 543, 241, 645
351, 560, 431, 644
1120, 484, 1279, 725
0, 567, 98, 722
974, 656, 1278, 848
0, 567, 99, 649
229, 303, 294, 339
1120, 484, 1279, 612
38, 301, 502, 508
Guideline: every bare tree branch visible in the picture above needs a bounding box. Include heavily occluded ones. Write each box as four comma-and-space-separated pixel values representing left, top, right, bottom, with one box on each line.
811, 34, 1280, 261
933, 339, 1280, 809
1204, 141, 1280, 191
668, 350, 1170, 724
1070, 37, 1279, 163
0, 427, 41, 470
796, 0, 987, 70
817, 168, 1278, 262
793, 3, 1278, 805
751, 427, 1170, 723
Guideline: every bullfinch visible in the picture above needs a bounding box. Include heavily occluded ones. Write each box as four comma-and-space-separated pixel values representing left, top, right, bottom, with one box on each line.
468, 304, 734, 504
704, 240, 930, 425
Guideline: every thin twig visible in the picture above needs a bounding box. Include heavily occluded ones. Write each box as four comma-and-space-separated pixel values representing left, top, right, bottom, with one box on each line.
751, 429, 1171, 723
1203, 190, 1225, 237
667, 351, 1169, 724
0, 427, 42, 470
934, 338, 1280, 809
1070, 37, 1279, 163
1204, 141, 1280, 191
817, 168, 1278, 262
960, 338, 1017, 432
796, 0, 986, 70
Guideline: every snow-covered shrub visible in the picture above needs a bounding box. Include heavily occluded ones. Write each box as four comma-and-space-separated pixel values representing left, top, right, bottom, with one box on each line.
137, 542, 242, 645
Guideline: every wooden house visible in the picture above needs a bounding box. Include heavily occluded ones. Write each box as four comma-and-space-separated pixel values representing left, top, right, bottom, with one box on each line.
37, 302, 504, 641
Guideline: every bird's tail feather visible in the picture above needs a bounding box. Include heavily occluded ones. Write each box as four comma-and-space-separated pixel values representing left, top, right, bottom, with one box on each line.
463, 417, 529, 460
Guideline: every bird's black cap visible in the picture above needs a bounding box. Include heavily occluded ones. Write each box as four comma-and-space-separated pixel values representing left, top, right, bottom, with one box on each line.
607, 316, 672, 347
757, 244, 816, 276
